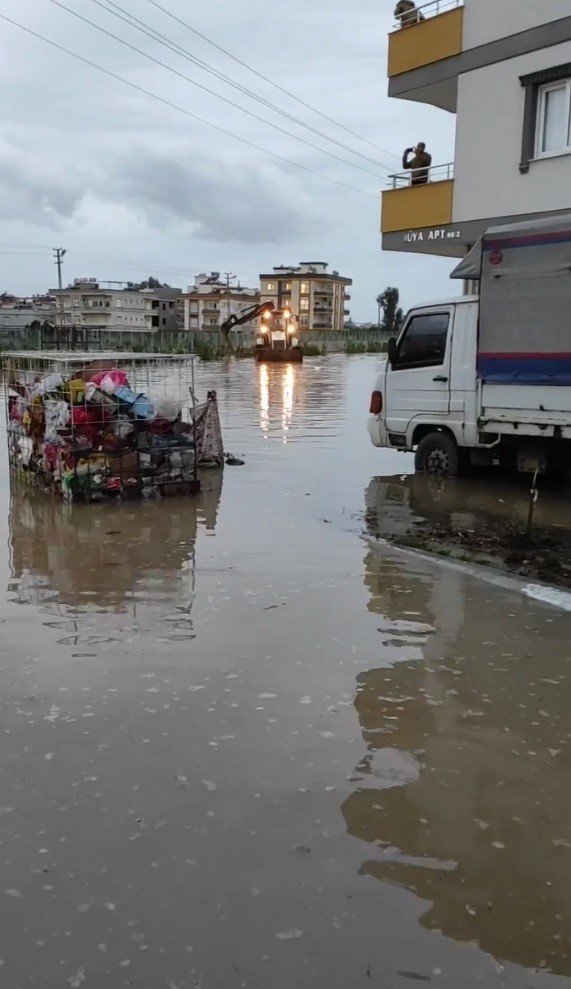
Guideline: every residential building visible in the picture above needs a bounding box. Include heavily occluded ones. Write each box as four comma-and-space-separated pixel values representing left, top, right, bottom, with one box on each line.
182, 273, 260, 338
259, 263, 352, 332
381, 0, 571, 258
0, 294, 56, 329
53, 279, 183, 339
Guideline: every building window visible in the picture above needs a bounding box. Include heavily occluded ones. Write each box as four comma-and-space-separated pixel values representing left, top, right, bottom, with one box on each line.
300, 314, 309, 327
537, 80, 571, 155
300, 298, 309, 311
265, 282, 275, 292
520, 63, 571, 173
300, 282, 309, 294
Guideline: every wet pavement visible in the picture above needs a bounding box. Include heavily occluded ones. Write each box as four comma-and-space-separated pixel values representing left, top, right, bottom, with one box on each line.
1, 355, 571, 988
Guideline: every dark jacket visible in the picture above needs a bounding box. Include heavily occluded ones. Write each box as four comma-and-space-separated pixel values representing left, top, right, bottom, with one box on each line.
402, 149, 432, 185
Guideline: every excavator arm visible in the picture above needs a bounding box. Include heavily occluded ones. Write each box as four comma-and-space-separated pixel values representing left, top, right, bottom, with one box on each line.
220, 301, 275, 339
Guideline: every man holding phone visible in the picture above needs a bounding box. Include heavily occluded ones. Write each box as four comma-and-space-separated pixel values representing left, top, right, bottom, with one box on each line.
402, 143, 432, 185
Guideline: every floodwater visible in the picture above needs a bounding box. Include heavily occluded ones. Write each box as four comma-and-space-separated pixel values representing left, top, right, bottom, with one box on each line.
1, 355, 571, 988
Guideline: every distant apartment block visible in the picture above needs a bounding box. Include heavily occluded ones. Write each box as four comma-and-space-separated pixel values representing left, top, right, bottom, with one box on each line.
259, 263, 352, 331
53, 279, 183, 339
183, 273, 260, 338
0, 294, 56, 329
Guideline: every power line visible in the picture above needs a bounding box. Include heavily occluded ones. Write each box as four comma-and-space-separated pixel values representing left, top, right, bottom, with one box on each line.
0, 243, 229, 279
0, 14, 376, 199
49, 0, 385, 181
0, 250, 52, 257
141, 0, 400, 164
0, 241, 52, 250
90, 0, 393, 173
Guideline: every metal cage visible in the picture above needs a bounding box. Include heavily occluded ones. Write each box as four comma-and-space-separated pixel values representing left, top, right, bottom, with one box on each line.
3, 351, 222, 502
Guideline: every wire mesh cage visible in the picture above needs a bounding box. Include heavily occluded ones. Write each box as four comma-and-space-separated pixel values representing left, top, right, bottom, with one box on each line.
5, 352, 223, 503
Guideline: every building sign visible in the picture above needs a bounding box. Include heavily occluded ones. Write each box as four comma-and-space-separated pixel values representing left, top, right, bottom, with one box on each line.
403, 228, 462, 244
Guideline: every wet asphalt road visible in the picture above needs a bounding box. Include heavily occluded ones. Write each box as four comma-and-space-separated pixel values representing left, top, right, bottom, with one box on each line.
1, 355, 571, 988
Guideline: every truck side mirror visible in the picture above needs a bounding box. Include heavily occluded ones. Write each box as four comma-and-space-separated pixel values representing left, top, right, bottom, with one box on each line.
388, 338, 398, 365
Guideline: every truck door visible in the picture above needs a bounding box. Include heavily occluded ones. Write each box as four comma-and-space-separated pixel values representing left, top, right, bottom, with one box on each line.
385, 307, 452, 434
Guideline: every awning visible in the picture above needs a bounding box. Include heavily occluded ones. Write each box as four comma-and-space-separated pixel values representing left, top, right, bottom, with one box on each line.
450, 241, 482, 280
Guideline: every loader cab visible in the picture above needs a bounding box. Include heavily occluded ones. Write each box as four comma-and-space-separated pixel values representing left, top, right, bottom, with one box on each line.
256, 308, 303, 364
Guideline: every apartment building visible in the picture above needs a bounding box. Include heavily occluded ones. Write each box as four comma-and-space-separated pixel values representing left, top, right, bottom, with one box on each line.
53, 279, 183, 337
381, 0, 571, 257
183, 274, 260, 338
0, 294, 56, 329
259, 263, 352, 332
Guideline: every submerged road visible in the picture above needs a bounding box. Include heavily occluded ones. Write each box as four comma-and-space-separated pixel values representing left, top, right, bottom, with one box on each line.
1, 355, 570, 988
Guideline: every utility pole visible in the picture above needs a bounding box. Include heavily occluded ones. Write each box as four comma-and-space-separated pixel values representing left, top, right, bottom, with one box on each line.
53, 248, 67, 350
53, 247, 67, 289
224, 272, 236, 290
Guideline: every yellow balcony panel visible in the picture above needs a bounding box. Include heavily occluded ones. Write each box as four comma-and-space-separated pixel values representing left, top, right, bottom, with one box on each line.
388, 7, 463, 77
381, 180, 453, 234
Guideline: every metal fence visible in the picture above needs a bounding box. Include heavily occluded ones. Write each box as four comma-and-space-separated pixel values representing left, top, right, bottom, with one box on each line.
387, 161, 454, 189
0, 325, 389, 357
393, 0, 462, 28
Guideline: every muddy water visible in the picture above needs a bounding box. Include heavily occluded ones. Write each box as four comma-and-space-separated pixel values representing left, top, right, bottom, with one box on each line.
1, 356, 571, 988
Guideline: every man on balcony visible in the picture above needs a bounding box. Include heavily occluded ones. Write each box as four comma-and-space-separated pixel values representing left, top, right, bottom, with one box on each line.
402, 143, 432, 185
394, 0, 424, 27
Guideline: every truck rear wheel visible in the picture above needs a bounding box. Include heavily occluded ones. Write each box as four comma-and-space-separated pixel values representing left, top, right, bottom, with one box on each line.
415, 432, 460, 477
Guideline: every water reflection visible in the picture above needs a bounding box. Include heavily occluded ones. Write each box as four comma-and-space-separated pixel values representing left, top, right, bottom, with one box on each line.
342, 477, 571, 977
259, 363, 270, 434
257, 362, 296, 442
7, 471, 222, 641
366, 472, 571, 538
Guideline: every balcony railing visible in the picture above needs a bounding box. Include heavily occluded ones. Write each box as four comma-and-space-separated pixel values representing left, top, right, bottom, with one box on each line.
387, 161, 454, 189
393, 0, 462, 29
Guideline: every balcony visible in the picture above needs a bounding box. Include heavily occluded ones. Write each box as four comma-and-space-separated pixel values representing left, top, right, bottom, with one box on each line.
381, 162, 454, 234
388, 0, 463, 112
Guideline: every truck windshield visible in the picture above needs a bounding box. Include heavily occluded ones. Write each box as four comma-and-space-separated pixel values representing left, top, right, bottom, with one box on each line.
394, 312, 449, 369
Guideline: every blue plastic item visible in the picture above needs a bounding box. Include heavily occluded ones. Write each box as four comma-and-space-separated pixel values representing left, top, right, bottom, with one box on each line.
115, 386, 154, 419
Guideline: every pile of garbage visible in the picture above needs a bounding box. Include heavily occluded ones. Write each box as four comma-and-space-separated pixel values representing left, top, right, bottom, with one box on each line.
7, 362, 222, 502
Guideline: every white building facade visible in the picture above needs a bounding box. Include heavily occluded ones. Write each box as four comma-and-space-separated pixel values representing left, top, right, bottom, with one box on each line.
0, 295, 56, 330
53, 279, 183, 337
382, 0, 571, 257
259, 263, 352, 332
183, 274, 260, 339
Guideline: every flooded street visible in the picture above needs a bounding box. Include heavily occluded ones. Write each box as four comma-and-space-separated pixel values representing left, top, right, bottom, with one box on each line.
1, 355, 571, 988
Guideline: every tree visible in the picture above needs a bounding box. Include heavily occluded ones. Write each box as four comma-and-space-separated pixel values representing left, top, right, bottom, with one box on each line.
127, 276, 171, 290
377, 287, 404, 335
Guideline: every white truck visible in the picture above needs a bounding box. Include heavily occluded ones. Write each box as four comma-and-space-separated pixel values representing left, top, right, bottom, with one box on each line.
368, 215, 571, 477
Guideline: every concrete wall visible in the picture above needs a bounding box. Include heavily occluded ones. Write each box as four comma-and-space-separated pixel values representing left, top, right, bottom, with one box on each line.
453, 40, 571, 222
463, 0, 571, 49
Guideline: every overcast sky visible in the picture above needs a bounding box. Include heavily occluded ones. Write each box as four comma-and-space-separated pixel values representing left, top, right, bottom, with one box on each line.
0, 0, 457, 319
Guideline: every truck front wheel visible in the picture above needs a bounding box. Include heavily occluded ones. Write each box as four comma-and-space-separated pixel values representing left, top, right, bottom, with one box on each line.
415, 432, 460, 477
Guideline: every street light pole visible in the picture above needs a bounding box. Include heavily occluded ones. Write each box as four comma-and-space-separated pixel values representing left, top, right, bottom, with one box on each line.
53, 247, 66, 290
53, 248, 67, 349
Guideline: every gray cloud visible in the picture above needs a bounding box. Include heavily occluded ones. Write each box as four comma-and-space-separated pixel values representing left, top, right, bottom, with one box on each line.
106, 150, 318, 243
0, 0, 457, 314
0, 140, 86, 227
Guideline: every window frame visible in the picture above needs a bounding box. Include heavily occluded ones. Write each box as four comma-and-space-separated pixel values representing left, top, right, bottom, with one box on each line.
392, 309, 451, 371
520, 62, 571, 173
535, 78, 571, 158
